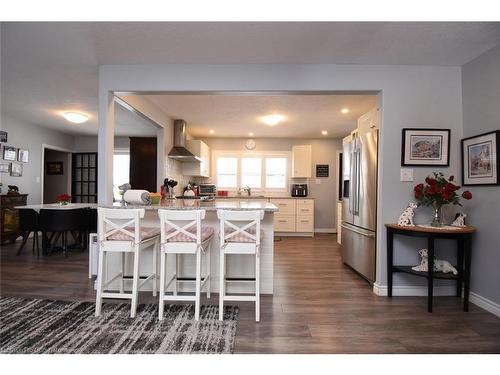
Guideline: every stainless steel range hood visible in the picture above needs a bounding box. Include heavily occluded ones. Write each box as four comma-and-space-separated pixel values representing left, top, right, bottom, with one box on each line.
168, 119, 202, 162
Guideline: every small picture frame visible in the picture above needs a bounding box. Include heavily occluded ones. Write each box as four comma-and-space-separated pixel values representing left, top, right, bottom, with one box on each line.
0, 163, 10, 173
10, 162, 23, 177
18, 149, 29, 163
316, 164, 329, 178
461, 130, 499, 186
3, 146, 17, 161
401, 128, 450, 166
47, 161, 64, 175
0, 131, 7, 143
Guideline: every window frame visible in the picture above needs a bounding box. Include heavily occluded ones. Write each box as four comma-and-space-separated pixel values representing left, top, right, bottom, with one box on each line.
213, 150, 291, 193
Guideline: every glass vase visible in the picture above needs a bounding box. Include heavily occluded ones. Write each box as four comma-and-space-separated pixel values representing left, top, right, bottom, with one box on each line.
430, 203, 443, 227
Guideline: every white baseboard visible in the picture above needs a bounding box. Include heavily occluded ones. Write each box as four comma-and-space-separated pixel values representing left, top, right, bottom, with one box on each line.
469, 292, 500, 317
373, 283, 500, 317
314, 228, 337, 233
373, 283, 456, 297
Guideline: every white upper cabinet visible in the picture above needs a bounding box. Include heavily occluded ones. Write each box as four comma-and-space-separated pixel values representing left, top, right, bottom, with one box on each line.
291, 145, 312, 178
182, 140, 211, 177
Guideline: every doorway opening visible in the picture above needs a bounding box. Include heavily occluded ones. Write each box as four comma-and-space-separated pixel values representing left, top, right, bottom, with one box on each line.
42, 147, 72, 204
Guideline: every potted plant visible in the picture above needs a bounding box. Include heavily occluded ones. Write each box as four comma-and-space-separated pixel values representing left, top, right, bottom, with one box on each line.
414, 172, 472, 227
56, 193, 71, 206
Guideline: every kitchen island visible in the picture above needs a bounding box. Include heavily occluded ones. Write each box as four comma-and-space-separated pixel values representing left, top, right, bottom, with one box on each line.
100, 199, 278, 295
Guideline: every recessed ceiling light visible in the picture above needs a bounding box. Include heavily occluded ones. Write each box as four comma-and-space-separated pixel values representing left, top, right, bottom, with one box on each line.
63, 112, 88, 124
321, 130, 328, 136
209, 130, 215, 134
341, 108, 349, 114
249, 132, 254, 137
261, 114, 284, 126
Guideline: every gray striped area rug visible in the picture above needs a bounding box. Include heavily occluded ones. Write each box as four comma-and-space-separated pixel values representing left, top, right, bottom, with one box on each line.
0, 297, 238, 354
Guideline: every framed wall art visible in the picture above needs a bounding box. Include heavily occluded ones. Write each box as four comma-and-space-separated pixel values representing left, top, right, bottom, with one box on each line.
47, 161, 64, 175
0, 163, 10, 173
461, 130, 499, 186
10, 162, 23, 177
3, 146, 17, 161
18, 149, 29, 163
0, 131, 7, 143
401, 128, 450, 166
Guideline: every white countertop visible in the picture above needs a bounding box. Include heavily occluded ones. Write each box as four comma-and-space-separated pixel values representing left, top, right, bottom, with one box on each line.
17, 200, 278, 212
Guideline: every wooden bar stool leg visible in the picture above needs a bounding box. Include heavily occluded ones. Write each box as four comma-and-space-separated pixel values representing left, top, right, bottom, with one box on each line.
195, 249, 202, 321
152, 240, 157, 297
255, 251, 260, 322
158, 249, 166, 320
206, 242, 211, 299
173, 254, 178, 296
95, 248, 105, 317
219, 252, 225, 321
120, 253, 125, 294
130, 248, 140, 318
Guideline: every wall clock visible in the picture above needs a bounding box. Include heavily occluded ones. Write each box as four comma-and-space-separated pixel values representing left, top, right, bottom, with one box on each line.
245, 139, 256, 150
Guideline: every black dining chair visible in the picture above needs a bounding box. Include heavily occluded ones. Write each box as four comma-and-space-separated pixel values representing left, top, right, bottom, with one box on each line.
39, 209, 86, 256
17, 209, 41, 256
82, 208, 97, 250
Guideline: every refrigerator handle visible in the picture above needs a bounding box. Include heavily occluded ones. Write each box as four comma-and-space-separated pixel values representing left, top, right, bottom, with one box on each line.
354, 145, 361, 215
349, 146, 355, 214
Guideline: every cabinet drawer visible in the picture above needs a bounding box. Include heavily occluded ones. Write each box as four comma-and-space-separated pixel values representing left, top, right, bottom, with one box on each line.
296, 205, 314, 216
296, 199, 314, 207
296, 216, 314, 233
270, 199, 296, 215
274, 216, 296, 232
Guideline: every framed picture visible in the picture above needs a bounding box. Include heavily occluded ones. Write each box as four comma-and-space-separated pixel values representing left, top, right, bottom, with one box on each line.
0, 131, 7, 143
3, 146, 17, 161
18, 149, 29, 163
401, 128, 450, 166
10, 162, 23, 177
0, 163, 10, 173
461, 130, 499, 186
47, 161, 64, 175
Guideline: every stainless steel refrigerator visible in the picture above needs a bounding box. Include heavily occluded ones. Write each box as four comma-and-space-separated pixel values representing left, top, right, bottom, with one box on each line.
341, 108, 378, 283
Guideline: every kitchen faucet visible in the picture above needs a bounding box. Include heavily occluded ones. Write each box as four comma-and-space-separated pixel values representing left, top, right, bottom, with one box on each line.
239, 186, 251, 196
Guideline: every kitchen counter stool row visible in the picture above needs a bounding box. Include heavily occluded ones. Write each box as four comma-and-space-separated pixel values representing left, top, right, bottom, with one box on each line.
94, 207, 264, 321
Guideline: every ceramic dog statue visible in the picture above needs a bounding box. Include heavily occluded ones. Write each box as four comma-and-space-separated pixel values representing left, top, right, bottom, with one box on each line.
412, 248, 458, 275
397, 202, 417, 226
452, 212, 467, 227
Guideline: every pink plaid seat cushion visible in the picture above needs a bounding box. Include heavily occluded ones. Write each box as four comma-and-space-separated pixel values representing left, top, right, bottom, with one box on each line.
106, 226, 160, 241
222, 227, 264, 243
165, 226, 214, 243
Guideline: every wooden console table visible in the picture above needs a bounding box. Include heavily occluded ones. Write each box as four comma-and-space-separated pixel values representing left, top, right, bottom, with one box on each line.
385, 223, 475, 313
1, 194, 28, 244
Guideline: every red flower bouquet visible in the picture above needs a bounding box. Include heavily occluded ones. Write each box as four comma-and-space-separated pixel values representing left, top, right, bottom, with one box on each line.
56, 193, 71, 205
414, 172, 472, 227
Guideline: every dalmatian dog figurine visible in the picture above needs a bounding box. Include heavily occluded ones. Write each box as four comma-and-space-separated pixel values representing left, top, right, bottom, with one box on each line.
452, 212, 467, 227
397, 202, 418, 226
412, 248, 458, 275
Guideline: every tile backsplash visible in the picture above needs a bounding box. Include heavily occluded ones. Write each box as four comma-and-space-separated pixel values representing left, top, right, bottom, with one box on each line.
164, 158, 208, 195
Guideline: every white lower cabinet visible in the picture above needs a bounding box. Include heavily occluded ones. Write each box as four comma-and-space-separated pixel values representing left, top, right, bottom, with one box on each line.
271, 198, 314, 236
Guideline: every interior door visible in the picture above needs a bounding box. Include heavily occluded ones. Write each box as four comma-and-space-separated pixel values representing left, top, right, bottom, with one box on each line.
129, 137, 157, 192
72, 152, 98, 203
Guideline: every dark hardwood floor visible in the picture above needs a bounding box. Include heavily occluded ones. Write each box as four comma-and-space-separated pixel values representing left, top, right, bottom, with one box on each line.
1, 234, 499, 353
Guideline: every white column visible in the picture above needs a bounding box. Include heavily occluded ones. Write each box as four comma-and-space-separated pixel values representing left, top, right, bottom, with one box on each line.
97, 90, 115, 205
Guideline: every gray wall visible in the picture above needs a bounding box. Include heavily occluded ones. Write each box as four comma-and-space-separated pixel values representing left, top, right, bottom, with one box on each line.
43, 149, 71, 203
74, 135, 129, 152
0, 115, 75, 204
201, 137, 343, 230
462, 45, 500, 306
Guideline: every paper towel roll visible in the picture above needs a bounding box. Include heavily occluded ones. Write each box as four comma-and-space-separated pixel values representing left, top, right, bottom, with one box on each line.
123, 189, 151, 205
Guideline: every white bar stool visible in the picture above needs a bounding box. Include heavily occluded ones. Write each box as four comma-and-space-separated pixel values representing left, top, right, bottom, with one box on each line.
95, 208, 160, 318
217, 210, 264, 322
158, 209, 214, 321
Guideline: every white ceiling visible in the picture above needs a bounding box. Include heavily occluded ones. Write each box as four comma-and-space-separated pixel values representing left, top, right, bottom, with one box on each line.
142, 94, 377, 138
1, 22, 499, 137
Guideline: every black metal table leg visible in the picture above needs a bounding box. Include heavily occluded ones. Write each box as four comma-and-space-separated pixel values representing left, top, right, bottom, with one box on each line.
456, 238, 464, 298
427, 236, 435, 313
463, 235, 472, 312
387, 229, 394, 298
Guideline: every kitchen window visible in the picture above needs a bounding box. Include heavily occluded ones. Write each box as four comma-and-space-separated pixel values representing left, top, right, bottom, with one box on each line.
214, 151, 290, 192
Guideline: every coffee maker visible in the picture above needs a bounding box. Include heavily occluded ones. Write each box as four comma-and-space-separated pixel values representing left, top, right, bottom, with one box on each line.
291, 183, 308, 197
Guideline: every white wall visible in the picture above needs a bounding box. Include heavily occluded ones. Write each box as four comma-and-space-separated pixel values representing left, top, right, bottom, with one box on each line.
0, 115, 75, 204
201, 137, 342, 230
73, 135, 129, 152
98, 63, 463, 291
462, 45, 500, 309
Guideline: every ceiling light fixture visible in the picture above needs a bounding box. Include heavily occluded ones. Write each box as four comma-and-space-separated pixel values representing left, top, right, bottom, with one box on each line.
261, 114, 284, 126
63, 112, 88, 124
249, 132, 254, 137
209, 130, 215, 134
341, 108, 349, 114
322, 130, 328, 136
